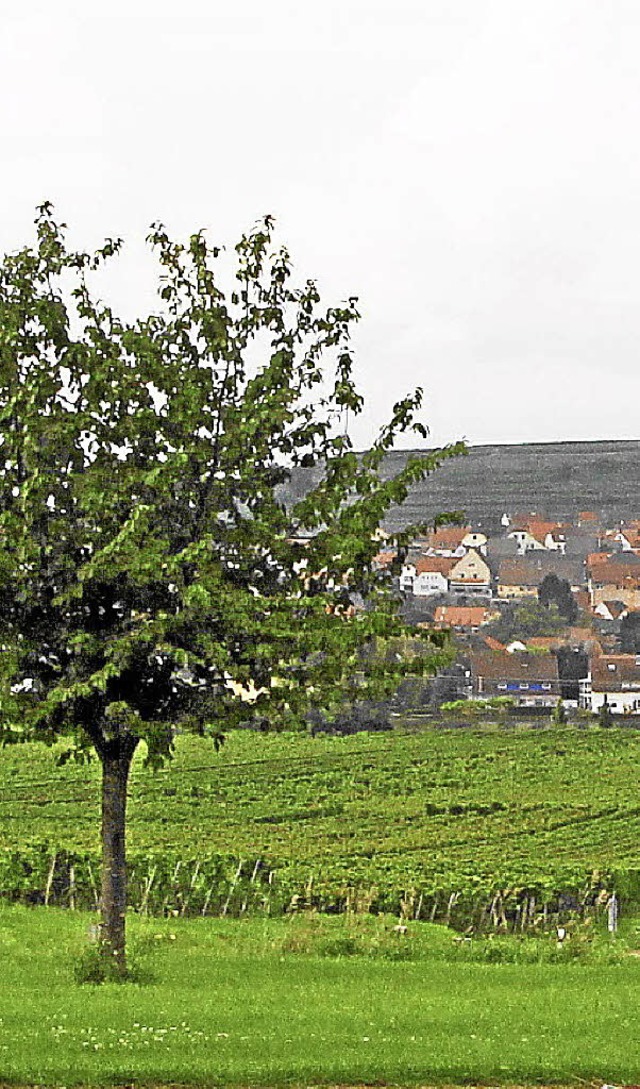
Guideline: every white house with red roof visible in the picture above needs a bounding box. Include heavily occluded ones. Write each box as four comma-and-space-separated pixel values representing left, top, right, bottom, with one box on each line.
400, 556, 456, 596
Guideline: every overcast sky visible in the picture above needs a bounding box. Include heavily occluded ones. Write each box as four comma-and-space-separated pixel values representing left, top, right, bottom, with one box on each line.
2, 0, 639, 450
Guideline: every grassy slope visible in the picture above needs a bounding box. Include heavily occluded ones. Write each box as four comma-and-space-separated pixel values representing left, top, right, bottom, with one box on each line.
1, 727, 639, 905
0, 905, 638, 1085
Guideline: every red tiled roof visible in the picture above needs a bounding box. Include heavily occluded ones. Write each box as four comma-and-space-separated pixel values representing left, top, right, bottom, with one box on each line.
372, 550, 396, 568
414, 556, 456, 576
433, 606, 489, 628
589, 562, 640, 588
426, 525, 470, 549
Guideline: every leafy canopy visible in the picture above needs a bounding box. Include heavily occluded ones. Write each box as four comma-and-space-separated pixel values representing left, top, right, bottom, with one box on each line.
0, 204, 465, 765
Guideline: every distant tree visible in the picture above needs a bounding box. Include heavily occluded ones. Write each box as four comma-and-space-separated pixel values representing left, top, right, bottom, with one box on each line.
555, 646, 589, 702
486, 600, 564, 643
538, 574, 578, 624
598, 698, 614, 728
552, 700, 567, 725
620, 611, 640, 654
0, 205, 464, 977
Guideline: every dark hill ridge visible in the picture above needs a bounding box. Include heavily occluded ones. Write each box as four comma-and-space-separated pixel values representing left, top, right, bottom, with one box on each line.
285, 439, 640, 532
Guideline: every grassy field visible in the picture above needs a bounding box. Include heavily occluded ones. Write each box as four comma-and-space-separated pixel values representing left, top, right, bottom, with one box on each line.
0, 904, 638, 1086
1, 726, 639, 919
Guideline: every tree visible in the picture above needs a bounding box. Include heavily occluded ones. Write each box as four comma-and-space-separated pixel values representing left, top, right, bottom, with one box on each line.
0, 205, 464, 977
598, 698, 614, 728
485, 599, 565, 644
538, 574, 578, 624
554, 645, 588, 703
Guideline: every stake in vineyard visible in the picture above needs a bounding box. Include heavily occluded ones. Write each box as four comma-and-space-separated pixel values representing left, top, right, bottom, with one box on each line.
0, 205, 464, 977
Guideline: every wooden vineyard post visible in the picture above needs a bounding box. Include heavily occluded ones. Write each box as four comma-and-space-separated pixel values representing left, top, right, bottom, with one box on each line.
139, 865, 157, 915
86, 859, 100, 911
202, 882, 216, 917
44, 854, 57, 907
265, 870, 275, 916
69, 864, 76, 911
444, 892, 459, 927
222, 860, 244, 917
240, 859, 262, 915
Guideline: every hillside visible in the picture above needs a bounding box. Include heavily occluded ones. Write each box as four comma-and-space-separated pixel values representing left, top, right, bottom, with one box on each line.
285, 438, 640, 532
1, 728, 638, 922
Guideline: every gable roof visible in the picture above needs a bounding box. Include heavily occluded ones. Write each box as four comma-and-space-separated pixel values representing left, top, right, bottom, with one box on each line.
449, 549, 491, 581
426, 525, 470, 550
591, 654, 640, 692
497, 554, 586, 587
469, 651, 559, 683
589, 561, 640, 588
372, 550, 396, 569
600, 600, 628, 619
433, 605, 489, 628
514, 519, 561, 543
413, 556, 457, 576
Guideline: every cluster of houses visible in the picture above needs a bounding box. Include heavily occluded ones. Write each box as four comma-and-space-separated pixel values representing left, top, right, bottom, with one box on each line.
373, 511, 640, 716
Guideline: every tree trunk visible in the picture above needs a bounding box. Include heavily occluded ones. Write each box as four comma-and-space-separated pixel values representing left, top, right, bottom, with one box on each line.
99, 738, 137, 978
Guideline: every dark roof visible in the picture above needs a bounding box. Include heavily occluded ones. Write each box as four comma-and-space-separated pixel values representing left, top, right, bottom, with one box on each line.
469, 651, 559, 683
497, 555, 586, 588
591, 655, 640, 692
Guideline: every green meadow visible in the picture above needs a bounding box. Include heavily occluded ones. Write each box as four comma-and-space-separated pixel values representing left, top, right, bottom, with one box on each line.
0, 904, 638, 1086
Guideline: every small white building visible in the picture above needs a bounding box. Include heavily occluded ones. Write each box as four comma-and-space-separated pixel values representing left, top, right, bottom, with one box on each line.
580, 654, 640, 714
400, 556, 455, 596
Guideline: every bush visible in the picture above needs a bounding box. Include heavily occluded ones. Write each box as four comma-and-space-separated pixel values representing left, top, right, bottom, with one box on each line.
72, 938, 156, 985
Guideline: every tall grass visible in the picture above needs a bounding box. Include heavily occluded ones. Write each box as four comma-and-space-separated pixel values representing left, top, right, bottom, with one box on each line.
0, 904, 637, 1085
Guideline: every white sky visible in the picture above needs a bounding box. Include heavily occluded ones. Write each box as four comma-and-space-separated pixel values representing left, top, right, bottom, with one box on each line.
2, 0, 639, 450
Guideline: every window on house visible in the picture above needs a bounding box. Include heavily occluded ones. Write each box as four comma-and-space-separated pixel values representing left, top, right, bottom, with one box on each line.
519, 683, 529, 690
542, 683, 551, 690
608, 663, 616, 671
497, 683, 507, 690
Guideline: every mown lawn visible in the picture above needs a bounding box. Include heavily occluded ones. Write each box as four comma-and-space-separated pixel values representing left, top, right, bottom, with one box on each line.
0, 905, 637, 1086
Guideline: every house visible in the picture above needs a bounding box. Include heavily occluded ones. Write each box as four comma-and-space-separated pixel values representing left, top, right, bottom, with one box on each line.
543, 525, 599, 557
371, 550, 397, 571
506, 527, 548, 554
400, 556, 455, 596
433, 605, 491, 632
617, 530, 640, 552
447, 550, 492, 596
496, 555, 586, 599
468, 650, 561, 707
423, 525, 469, 557
461, 530, 488, 552
580, 654, 640, 714
588, 560, 640, 610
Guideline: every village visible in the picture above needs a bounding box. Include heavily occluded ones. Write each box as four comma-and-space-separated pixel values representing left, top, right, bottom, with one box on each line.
372, 510, 640, 716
